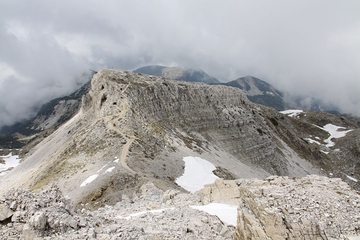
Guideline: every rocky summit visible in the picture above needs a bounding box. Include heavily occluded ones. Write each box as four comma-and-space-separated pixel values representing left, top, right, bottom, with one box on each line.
0, 69, 359, 239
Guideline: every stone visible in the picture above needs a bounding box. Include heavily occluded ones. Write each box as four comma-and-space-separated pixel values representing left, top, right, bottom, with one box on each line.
162, 189, 180, 203
29, 211, 47, 231
0, 204, 14, 221
21, 224, 37, 240
9, 201, 17, 210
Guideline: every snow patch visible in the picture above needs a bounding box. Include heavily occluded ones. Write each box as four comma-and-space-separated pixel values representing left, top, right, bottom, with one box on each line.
346, 175, 358, 182
0, 153, 21, 176
105, 167, 115, 173
321, 124, 352, 147
279, 109, 303, 117
97, 164, 108, 173
304, 138, 321, 145
117, 208, 175, 220
314, 124, 353, 148
191, 203, 238, 226
80, 174, 99, 187
176, 156, 218, 193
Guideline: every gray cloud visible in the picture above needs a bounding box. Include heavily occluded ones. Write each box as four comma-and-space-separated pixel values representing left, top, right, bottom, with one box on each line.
1, 0, 360, 128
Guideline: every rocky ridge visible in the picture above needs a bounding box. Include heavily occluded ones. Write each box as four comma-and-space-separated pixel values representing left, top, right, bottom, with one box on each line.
0, 176, 359, 239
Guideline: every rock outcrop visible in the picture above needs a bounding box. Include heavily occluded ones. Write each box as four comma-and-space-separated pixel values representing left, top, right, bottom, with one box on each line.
199, 175, 360, 240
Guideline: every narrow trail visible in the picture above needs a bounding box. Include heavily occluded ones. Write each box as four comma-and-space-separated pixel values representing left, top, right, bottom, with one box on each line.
120, 136, 136, 174
105, 83, 137, 175
106, 119, 137, 175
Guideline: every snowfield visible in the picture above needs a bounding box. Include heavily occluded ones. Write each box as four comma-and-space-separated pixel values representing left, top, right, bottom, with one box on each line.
175, 156, 218, 193
0, 153, 21, 176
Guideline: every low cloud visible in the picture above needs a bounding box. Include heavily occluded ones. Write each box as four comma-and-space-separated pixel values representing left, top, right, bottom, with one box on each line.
1, 0, 360, 129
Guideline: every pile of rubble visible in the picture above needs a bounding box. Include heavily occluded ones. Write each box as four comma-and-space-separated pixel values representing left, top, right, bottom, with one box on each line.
1, 175, 360, 239
0, 183, 234, 239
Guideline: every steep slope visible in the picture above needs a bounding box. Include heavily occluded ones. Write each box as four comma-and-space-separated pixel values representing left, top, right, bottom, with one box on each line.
278, 110, 360, 189
134, 65, 220, 84
2, 70, 357, 211
0, 70, 95, 150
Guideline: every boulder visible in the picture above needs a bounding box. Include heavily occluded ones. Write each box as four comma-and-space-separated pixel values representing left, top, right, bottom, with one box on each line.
0, 204, 14, 221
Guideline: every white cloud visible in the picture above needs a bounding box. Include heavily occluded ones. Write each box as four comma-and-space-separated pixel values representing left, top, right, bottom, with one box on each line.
0, 0, 360, 128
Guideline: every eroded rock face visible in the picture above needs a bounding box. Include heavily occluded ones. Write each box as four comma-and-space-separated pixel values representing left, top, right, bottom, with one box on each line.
199, 175, 360, 240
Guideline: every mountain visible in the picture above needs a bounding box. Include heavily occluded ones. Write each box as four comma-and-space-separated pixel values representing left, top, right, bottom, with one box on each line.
221, 76, 288, 110
0, 71, 95, 150
220, 76, 345, 114
0, 70, 359, 239
1, 70, 358, 202
134, 65, 220, 84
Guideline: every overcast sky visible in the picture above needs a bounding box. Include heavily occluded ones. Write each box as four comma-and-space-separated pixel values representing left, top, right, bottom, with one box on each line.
1, 0, 359, 128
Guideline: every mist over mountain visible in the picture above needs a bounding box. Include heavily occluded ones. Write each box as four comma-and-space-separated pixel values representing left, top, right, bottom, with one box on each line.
134, 66, 220, 84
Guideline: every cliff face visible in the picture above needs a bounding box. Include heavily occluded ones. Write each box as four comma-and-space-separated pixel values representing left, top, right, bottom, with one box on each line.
0, 70, 324, 208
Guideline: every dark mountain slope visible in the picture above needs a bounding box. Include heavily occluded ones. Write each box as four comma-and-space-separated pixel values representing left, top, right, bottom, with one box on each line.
220, 76, 287, 110
0, 71, 95, 149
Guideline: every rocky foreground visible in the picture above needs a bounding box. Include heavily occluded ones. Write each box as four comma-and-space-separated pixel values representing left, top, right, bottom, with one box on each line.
0, 175, 359, 240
